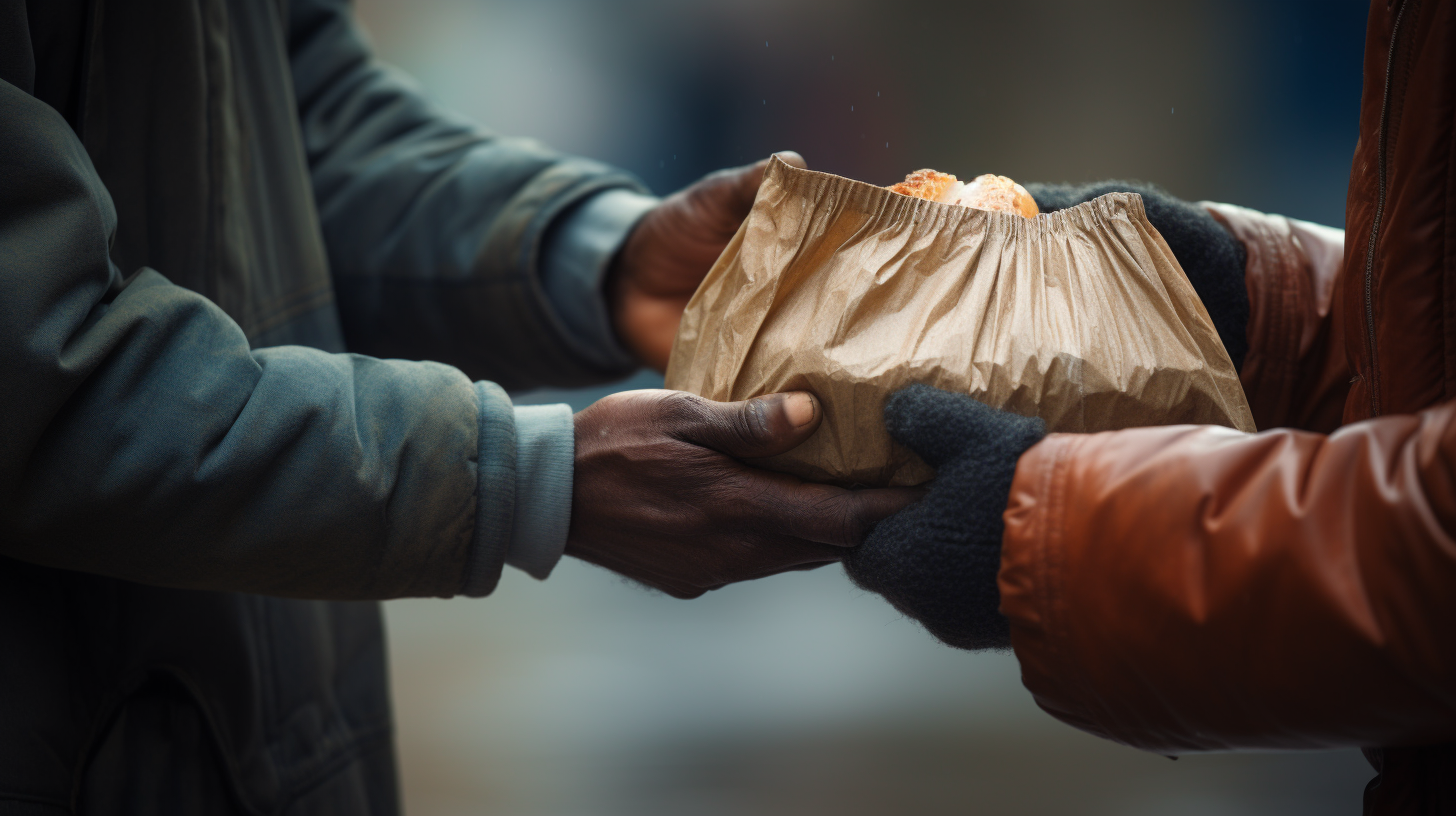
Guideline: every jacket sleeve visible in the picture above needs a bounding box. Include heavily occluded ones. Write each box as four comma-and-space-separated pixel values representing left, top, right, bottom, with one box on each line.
1203, 202, 1351, 433
999, 403, 1456, 753
0, 78, 532, 601
288, 0, 647, 389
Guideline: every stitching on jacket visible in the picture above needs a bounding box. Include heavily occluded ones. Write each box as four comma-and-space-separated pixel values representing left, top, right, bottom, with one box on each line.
1243, 215, 1291, 428
1039, 436, 1078, 713
1246, 217, 1277, 421
1273, 219, 1303, 427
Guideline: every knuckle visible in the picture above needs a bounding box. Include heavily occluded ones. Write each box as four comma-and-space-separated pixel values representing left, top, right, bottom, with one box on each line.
822, 498, 862, 544
732, 478, 784, 523
837, 503, 868, 544
807, 489, 864, 545
657, 391, 711, 429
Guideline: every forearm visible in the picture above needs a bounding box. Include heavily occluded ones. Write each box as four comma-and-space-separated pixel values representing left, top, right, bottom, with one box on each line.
290, 0, 650, 389
1001, 406, 1456, 753
0, 79, 560, 600
6, 279, 477, 599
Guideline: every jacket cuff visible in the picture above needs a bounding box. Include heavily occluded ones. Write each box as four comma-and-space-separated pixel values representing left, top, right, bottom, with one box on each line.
464, 382, 517, 596
539, 188, 659, 373
504, 404, 575, 580
998, 432, 1108, 739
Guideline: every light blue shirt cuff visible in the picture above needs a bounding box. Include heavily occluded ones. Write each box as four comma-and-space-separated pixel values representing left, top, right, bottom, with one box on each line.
539, 188, 659, 372
503, 403, 575, 580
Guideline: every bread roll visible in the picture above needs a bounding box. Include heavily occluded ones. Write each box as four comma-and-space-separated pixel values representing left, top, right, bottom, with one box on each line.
886, 169, 960, 203
888, 170, 1038, 218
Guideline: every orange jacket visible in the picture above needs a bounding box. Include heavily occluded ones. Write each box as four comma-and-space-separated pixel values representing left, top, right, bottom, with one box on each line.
998, 0, 1456, 810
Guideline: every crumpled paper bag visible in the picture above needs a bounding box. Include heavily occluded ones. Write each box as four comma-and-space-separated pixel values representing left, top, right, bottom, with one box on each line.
665, 157, 1255, 487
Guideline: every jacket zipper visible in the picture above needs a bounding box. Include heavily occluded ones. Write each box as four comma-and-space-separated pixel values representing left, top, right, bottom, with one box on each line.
1363, 0, 1412, 417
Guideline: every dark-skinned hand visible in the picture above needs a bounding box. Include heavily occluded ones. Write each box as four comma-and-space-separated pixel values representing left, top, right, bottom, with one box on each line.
607, 152, 807, 371
568, 389, 920, 598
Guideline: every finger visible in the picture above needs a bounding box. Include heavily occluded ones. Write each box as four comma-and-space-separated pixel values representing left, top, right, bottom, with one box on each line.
748, 550, 845, 576
578, 547, 707, 600
576, 531, 835, 596
886, 385, 1047, 466
716, 556, 844, 589
760, 483, 925, 548
689, 539, 845, 592
668, 391, 822, 459
748, 534, 850, 568
784, 560, 837, 573
715, 152, 808, 217
772, 150, 807, 170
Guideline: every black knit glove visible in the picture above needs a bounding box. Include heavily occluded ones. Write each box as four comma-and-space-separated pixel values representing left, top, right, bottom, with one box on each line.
844, 385, 1045, 651
1025, 181, 1250, 371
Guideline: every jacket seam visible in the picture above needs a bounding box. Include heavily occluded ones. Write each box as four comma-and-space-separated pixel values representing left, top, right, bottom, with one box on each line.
1240, 214, 1295, 428
1243, 218, 1276, 418
1271, 219, 1304, 426
1036, 436, 1078, 713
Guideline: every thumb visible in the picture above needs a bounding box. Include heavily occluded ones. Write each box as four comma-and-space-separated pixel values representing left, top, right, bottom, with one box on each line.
673, 391, 822, 459
703, 151, 808, 221
884, 385, 1047, 468
883, 385, 994, 467
739, 151, 807, 203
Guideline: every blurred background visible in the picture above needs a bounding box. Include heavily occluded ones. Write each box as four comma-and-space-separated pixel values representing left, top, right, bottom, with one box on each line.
355, 0, 1375, 813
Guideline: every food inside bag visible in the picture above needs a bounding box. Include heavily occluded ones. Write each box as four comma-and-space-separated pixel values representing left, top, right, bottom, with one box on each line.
664, 157, 1255, 487
888, 169, 1040, 218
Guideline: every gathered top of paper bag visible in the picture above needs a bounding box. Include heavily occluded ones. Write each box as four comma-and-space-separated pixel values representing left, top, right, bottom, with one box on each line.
665, 157, 1255, 487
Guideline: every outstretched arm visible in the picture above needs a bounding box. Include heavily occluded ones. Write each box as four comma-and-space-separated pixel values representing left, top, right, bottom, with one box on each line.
0, 78, 909, 599
850, 190, 1436, 752
0, 80, 505, 599
289, 0, 651, 388
1002, 401, 1456, 753
853, 381, 1456, 752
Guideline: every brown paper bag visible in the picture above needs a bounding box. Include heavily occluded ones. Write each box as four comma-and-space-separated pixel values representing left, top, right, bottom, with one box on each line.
665, 157, 1255, 487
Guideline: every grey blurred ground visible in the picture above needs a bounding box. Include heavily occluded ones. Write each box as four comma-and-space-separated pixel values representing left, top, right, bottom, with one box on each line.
357, 0, 1377, 812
